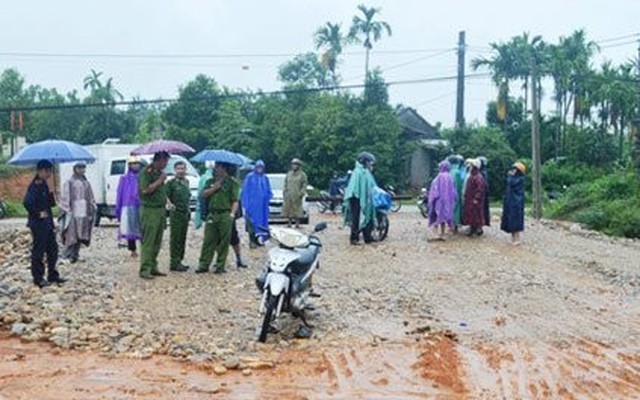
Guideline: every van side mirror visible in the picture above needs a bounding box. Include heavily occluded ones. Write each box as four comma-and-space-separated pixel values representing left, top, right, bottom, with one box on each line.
313, 222, 328, 233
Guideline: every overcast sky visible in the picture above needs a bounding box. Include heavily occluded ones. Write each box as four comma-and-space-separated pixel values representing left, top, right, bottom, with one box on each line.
1, 0, 638, 126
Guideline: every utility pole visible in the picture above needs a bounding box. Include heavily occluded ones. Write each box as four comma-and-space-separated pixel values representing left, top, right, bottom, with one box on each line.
455, 31, 466, 128
634, 38, 640, 174
531, 67, 543, 219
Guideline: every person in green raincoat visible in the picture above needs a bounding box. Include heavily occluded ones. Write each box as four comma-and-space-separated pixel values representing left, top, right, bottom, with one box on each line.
282, 158, 307, 228
344, 152, 377, 245
448, 155, 466, 233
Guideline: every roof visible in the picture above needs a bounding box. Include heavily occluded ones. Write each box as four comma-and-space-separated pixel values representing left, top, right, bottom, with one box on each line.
396, 107, 438, 139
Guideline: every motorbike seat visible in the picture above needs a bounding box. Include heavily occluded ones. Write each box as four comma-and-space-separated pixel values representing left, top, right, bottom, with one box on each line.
289, 245, 320, 275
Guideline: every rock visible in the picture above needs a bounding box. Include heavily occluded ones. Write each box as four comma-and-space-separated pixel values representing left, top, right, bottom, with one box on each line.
3, 311, 20, 324
242, 368, 252, 376
244, 361, 275, 370
224, 356, 241, 370
213, 365, 228, 375
10, 322, 27, 336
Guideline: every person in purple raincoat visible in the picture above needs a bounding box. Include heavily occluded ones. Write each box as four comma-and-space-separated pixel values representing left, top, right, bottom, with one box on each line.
116, 156, 143, 257
428, 160, 457, 241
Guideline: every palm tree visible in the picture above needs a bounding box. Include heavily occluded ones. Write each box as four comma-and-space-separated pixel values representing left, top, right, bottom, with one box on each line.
349, 4, 392, 77
83, 70, 123, 104
472, 42, 518, 124
83, 69, 103, 93
314, 22, 348, 85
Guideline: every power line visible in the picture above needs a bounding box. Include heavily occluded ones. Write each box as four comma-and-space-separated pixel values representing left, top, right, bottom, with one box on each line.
343, 48, 455, 83
0, 73, 491, 113
414, 90, 457, 107
595, 32, 639, 44
0, 47, 456, 61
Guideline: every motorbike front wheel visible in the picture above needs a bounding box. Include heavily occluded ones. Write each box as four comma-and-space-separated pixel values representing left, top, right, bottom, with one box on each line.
317, 201, 329, 214
390, 200, 402, 213
372, 212, 389, 242
258, 293, 281, 343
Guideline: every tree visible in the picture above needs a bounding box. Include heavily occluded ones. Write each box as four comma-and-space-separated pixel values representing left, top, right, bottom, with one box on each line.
163, 74, 222, 150
363, 68, 388, 106
349, 4, 392, 78
314, 22, 349, 85
278, 53, 330, 88
83, 69, 123, 104
0, 69, 29, 155
472, 42, 518, 125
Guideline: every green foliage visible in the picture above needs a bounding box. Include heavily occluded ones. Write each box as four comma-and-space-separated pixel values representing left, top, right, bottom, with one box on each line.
548, 172, 640, 238
0, 163, 24, 177
278, 53, 330, 88
564, 125, 618, 167
443, 125, 517, 200
363, 69, 389, 107
541, 160, 604, 192
251, 92, 402, 189
3, 199, 28, 218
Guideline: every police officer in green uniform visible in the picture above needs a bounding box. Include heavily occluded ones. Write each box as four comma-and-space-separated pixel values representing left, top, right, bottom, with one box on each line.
166, 161, 191, 272
138, 151, 170, 280
196, 162, 239, 274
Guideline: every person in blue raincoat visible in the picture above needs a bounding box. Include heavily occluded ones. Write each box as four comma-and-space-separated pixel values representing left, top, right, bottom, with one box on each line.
241, 160, 273, 247
501, 162, 526, 245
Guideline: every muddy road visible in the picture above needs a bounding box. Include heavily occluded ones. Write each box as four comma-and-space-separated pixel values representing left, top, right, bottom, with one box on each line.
0, 211, 638, 399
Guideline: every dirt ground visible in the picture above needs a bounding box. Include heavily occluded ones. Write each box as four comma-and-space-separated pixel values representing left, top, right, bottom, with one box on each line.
0, 209, 639, 399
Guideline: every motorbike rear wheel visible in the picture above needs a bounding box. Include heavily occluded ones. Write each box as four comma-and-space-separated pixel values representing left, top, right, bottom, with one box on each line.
419, 203, 429, 219
258, 293, 281, 343
390, 201, 401, 213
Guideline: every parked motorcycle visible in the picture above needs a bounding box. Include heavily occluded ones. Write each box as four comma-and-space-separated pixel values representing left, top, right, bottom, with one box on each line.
255, 222, 327, 343
317, 188, 344, 214
371, 187, 391, 242
0, 198, 7, 219
386, 186, 402, 213
417, 187, 428, 219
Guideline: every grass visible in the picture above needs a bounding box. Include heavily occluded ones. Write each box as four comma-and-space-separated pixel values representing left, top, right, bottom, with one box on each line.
3, 199, 28, 218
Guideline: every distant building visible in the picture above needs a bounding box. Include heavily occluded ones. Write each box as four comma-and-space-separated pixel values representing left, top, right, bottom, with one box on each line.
396, 106, 448, 190
1, 134, 26, 158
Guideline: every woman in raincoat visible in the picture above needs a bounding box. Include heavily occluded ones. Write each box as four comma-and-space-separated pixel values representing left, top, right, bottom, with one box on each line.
428, 160, 457, 240
501, 162, 526, 245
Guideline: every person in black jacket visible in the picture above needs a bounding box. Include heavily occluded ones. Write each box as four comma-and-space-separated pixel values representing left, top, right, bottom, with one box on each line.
23, 160, 67, 287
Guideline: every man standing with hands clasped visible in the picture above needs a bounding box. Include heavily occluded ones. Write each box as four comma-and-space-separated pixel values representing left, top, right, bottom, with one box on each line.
166, 161, 191, 272
197, 162, 239, 274
138, 151, 170, 280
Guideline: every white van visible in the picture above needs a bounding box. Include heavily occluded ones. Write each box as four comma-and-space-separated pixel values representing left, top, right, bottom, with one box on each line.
58, 139, 200, 226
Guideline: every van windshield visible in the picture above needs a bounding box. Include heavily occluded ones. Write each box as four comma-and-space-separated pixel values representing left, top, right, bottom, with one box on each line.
164, 157, 199, 177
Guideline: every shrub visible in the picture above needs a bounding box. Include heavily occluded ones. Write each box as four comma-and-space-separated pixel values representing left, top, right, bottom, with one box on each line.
548, 172, 640, 238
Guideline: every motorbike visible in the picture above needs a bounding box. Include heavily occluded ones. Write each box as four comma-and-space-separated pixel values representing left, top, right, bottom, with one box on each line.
386, 186, 402, 213
255, 222, 327, 343
417, 187, 428, 219
371, 187, 391, 242
317, 188, 344, 214
0, 198, 7, 219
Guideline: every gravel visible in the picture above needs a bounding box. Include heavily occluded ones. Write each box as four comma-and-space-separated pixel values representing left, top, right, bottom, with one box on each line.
1, 212, 638, 366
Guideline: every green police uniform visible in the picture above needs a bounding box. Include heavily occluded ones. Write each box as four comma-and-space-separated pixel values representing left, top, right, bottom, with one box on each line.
197, 176, 239, 273
166, 177, 191, 270
139, 166, 167, 277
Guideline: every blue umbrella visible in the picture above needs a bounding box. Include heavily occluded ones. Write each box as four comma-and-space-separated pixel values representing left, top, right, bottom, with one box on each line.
191, 149, 245, 166
8, 139, 96, 166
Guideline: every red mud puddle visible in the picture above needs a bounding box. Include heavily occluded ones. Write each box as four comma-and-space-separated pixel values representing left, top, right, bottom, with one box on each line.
0, 337, 457, 400
1, 334, 638, 399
